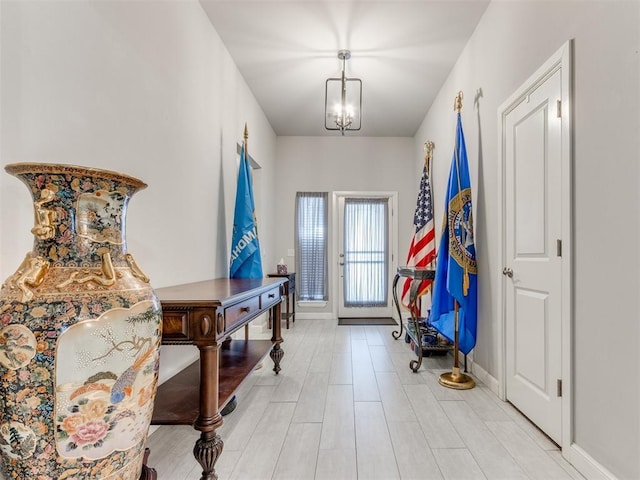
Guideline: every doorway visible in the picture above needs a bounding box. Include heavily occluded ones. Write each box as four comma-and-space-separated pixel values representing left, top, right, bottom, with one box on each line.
498, 41, 572, 448
335, 192, 397, 319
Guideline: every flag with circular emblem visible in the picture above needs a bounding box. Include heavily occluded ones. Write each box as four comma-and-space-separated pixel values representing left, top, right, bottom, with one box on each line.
429, 112, 477, 355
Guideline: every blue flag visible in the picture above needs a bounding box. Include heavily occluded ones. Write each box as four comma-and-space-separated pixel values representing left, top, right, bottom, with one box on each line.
229, 143, 263, 278
429, 113, 477, 355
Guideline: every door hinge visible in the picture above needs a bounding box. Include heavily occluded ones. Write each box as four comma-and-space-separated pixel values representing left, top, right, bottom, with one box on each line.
557, 379, 563, 397
556, 100, 562, 118
556, 239, 562, 257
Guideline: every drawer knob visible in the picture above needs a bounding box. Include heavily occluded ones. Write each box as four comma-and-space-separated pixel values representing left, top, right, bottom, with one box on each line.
240, 306, 251, 313
200, 315, 212, 336
268, 294, 275, 298
217, 313, 224, 334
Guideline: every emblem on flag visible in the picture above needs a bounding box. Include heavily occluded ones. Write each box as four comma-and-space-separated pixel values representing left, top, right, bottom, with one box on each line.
448, 187, 477, 296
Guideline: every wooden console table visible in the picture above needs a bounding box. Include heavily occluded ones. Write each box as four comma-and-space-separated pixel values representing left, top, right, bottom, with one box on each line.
149, 277, 286, 480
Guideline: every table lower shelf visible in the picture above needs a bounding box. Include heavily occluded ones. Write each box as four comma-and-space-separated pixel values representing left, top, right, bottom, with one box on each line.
404, 320, 452, 357
151, 339, 273, 425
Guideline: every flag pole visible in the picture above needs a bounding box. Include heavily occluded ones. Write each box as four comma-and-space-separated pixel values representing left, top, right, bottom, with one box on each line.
424, 141, 435, 274
424, 141, 436, 280
439, 92, 475, 390
243, 122, 249, 342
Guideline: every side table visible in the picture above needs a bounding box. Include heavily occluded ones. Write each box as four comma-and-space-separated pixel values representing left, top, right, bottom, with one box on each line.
267, 272, 295, 329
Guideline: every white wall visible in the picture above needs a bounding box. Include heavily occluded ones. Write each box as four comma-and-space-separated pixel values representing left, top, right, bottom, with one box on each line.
275, 136, 417, 316
2, 1, 639, 478
414, 2, 639, 478
0, 0, 277, 383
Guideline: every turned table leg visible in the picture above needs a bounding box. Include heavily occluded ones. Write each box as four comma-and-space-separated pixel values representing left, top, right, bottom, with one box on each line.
270, 300, 285, 374
194, 343, 224, 480
194, 431, 224, 480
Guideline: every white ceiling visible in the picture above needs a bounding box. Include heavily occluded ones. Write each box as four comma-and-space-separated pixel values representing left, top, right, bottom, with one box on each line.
200, 1, 489, 137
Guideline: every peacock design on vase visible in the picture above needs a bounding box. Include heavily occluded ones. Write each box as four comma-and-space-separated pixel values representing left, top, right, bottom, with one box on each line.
0, 163, 162, 480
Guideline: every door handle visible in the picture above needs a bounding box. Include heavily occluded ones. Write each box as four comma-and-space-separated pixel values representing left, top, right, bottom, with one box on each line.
502, 267, 513, 278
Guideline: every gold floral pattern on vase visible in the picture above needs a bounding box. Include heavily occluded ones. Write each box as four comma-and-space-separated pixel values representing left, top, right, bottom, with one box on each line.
0, 163, 162, 479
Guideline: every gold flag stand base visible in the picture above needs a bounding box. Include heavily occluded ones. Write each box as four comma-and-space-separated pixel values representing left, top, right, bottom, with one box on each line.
439, 297, 475, 390
439, 366, 475, 390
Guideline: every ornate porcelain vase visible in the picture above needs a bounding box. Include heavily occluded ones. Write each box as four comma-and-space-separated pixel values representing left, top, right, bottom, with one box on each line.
0, 163, 162, 479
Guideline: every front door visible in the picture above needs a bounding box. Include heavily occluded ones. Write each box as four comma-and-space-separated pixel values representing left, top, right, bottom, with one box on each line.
502, 56, 568, 444
337, 195, 393, 318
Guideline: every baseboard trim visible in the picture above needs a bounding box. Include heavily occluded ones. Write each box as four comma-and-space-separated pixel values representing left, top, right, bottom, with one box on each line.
295, 312, 335, 320
469, 359, 500, 396
568, 444, 618, 480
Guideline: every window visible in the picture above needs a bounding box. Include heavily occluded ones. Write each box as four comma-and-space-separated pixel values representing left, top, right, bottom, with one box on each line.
295, 192, 328, 301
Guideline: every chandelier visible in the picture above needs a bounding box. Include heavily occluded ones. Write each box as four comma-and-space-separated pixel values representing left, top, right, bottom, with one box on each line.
325, 50, 362, 135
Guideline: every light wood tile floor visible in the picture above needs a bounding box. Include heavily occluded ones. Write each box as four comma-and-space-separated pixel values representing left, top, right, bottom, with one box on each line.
146, 318, 583, 480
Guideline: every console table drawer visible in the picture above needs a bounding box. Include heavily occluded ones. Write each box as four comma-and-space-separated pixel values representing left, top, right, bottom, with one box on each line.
224, 297, 260, 332
162, 310, 191, 341
162, 308, 219, 342
260, 287, 280, 308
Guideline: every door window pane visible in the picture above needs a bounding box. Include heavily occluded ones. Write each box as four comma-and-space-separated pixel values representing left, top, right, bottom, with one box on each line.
343, 198, 388, 307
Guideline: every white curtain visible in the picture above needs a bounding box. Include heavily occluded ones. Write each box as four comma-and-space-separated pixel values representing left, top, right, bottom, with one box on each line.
343, 197, 388, 307
295, 192, 328, 301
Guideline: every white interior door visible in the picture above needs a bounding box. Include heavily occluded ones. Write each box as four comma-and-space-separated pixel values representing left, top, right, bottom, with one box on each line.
503, 68, 564, 443
337, 195, 393, 318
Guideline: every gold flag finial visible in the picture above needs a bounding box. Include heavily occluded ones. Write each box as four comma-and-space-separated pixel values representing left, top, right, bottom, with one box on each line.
454, 91, 463, 113
423, 141, 435, 156
423, 141, 435, 171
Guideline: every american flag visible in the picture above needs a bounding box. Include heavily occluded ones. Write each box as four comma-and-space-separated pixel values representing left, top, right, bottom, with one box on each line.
401, 159, 436, 313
